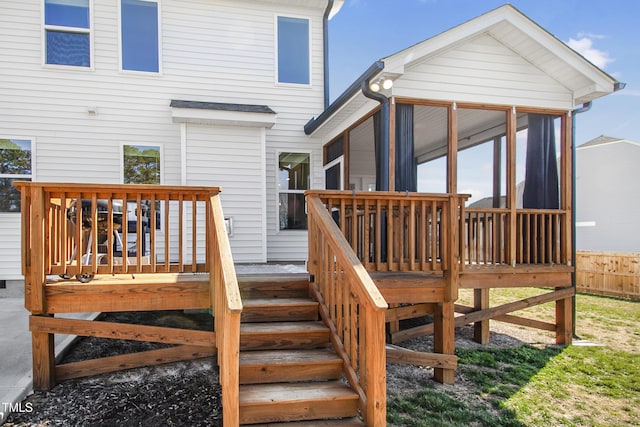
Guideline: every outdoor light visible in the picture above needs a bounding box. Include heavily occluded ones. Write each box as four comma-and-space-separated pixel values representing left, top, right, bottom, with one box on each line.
369, 77, 393, 92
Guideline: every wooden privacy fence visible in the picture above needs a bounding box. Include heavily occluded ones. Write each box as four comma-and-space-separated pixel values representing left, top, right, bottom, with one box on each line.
576, 251, 640, 300
307, 194, 388, 426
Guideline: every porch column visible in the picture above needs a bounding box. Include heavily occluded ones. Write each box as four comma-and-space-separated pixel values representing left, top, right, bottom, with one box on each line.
447, 103, 458, 194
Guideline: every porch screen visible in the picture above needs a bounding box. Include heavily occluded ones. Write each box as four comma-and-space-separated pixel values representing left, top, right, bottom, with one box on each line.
522, 113, 559, 209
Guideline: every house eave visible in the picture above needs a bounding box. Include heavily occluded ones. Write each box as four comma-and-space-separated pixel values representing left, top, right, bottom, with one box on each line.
170, 100, 277, 128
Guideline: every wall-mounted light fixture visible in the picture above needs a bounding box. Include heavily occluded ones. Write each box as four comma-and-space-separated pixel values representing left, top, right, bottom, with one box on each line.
369, 77, 393, 92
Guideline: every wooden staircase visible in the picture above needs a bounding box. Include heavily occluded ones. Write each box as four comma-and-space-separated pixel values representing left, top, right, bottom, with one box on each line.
237, 275, 364, 426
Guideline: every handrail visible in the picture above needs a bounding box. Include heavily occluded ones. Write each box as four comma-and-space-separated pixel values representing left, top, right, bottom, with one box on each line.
209, 194, 242, 427
307, 194, 387, 426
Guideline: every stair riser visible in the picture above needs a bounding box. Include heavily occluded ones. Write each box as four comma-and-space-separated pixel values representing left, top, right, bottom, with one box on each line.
239, 399, 359, 425
240, 332, 330, 351
239, 281, 310, 299
240, 362, 342, 384
241, 306, 318, 323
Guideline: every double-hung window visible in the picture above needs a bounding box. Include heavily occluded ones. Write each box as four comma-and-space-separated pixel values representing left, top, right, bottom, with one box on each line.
121, 0, 160, 73
0, 139, 33, 212
278, 152, 309, 230
44, 0, 91, 67
277, 16, 310, 85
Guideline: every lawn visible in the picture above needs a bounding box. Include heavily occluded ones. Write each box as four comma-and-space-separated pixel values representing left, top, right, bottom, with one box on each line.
387, 290, 640, 426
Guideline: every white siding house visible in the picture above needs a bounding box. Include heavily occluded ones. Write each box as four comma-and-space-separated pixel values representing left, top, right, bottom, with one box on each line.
0, 0, 344, 280
576, 136, 640, 252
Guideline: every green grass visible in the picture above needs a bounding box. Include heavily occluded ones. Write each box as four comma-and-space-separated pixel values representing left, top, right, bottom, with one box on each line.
387, 292, 640, 426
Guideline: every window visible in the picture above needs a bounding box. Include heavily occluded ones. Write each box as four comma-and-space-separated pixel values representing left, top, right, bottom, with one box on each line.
121, 0, 160, 72
123, 144, 161, 232
278, 152, 309, 230
44, 0, 91, 67
277, 16, 310, 85
0, 139, 33, 212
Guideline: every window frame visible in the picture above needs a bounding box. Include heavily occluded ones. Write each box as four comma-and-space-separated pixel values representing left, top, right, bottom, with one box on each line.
0, 137, 36, 213
275, 14, 312, 87
118, 0, 162, 74
42, 0, 94, 69
276, 150, 312, 232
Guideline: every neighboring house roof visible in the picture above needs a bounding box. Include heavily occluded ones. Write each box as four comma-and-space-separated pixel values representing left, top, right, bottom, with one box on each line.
577, 135, 640, 149
306, 4, 621, 138
170, 100, 277, 128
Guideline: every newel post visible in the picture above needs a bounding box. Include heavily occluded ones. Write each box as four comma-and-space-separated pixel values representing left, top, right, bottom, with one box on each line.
364, 308, 387, 426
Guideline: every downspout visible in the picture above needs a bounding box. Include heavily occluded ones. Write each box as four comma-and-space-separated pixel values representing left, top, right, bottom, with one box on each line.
571, 101, 591, 338
361, 77, 390, 191
322, 0, 334, 109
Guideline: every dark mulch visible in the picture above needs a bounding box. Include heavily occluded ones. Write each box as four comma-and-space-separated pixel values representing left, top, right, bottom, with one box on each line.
4, 311, 222, 427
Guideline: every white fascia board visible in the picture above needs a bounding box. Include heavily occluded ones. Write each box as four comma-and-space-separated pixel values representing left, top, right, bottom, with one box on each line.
171, 107, 277, 128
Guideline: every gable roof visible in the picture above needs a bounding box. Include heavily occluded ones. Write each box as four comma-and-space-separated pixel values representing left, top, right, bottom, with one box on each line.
578, 135, 640, 149
306, 4, 621, 138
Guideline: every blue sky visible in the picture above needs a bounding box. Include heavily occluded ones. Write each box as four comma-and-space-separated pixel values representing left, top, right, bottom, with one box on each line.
328, 0, 640, 145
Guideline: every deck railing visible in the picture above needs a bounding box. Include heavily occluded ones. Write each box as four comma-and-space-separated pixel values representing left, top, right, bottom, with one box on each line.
16, 182, 242, 418
307, 194, 388, 426
307, 191, 468, 274
209, 194, 242, 426
461, 208, 569, 266
16, 182, 217, 284
463, 208, 509, 265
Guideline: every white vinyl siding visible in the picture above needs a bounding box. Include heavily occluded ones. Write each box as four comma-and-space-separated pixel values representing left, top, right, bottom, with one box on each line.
185, 124, 266, 263
0, 0, 327, 277
393, 34, 573, 110
576, 142, 640, 252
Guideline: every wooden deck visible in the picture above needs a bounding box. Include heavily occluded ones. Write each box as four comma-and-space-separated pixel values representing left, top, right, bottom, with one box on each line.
16, 184, 577, 426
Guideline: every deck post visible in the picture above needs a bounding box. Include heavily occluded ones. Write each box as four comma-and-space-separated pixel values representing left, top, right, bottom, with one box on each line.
555, 292, 573, 345
32, 317, 56, 391
473, 288, 490, 344
433, 301, 455, 384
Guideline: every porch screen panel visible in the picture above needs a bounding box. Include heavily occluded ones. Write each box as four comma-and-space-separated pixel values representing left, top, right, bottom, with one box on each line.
395, 104, 416, 192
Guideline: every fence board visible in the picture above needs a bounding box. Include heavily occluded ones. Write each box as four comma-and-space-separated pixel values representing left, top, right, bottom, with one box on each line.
576, 251, 640, 300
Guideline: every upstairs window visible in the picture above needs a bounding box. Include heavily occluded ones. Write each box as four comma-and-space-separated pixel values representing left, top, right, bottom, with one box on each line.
0, 139, 33, 212
277, 16, 310, 85
121, 0, 160, 73
44, 0, 91, 67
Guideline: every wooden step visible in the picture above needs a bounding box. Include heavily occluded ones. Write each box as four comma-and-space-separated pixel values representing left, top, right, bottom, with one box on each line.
241, 298, 319, 323
239, 349, 342, 384
240, 321, 330, 351
250, 418, 364, 426
239, 381, 359, 425
238, 274, 310, 299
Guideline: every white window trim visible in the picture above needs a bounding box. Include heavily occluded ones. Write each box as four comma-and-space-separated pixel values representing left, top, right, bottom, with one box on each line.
274, 14, 312, 88
42, 0, 95, 70
276, 149, 312, 233
323, 155, 344, 190
118, 0, 163, 75
120, 142, 164, 185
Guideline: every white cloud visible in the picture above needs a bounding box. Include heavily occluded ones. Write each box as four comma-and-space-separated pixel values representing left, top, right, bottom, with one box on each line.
567, 37, 614, 69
